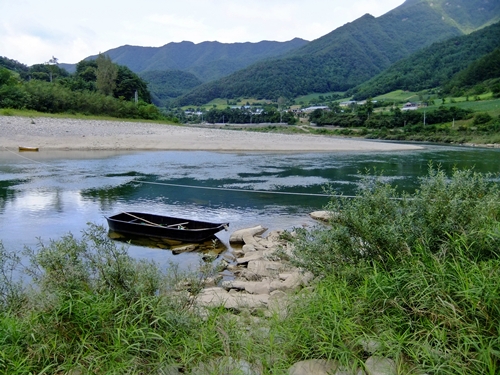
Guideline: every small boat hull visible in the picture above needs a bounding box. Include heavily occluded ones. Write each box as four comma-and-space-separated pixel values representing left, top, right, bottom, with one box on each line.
106, 212, 228, 242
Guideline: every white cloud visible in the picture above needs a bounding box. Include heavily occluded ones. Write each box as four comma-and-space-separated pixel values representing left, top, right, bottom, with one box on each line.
0, 0, 404, 65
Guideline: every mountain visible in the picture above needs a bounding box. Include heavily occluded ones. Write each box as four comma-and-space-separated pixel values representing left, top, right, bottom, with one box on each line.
444, 46, 500, 93
139, 70, 203, 104
350, 21, 500, 100
175, 0, 500, 106
63, 39, 308, 83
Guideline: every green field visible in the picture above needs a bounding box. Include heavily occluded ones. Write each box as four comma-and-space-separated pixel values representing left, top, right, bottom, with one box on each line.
373, 90, 421, 103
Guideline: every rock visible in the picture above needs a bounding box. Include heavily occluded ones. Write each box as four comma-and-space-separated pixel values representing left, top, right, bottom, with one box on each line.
310, 211, 334, 222
223, 280, 272, 295
359, 339, 382, 354
171, 244, 198, 254
280, 271, 314, 291
266, 230, 284, 243
191, 356, 261, 375
230, 225, 268, 243
202, 275, 223, 287
244, 260, 285, 278
364, 356, 397, 375
242, 244, 257, 253
288, 359, 340, 375
237, 250, 266, 264
156, 364, 182, 374
195, 287, 269, 310
243, 233, 267, 250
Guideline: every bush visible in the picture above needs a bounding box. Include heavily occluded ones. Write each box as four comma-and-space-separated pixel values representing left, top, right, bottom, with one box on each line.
286, 166, 500, 374
292, 165, 500, 275
473, 112, 493, 125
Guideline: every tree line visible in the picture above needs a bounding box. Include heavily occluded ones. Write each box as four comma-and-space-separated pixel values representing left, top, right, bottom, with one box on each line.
309, 102, 474, 129
0, 55, 174, 121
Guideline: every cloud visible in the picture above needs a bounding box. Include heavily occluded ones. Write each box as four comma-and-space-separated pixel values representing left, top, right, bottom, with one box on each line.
0, 0, 405, 65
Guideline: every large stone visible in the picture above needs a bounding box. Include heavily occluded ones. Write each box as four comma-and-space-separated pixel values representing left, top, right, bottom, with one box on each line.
242, 244, 257, 253
288, 359, 340, 375
243, 233, 267, 250
245, 260, 285, 278
230, 225, 268, 243
223, 280, 272, 295
280, 271, 314, 291
310, 211, 334, 222
191, 356, 262, 375
365, 356, 396, 375
288, 359, 363, 375
195, 287, 269, 310
171, 244, 198, 254
237, 250, 266, 264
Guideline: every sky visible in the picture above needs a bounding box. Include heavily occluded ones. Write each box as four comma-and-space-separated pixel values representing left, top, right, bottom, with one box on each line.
1, 0, 405, 66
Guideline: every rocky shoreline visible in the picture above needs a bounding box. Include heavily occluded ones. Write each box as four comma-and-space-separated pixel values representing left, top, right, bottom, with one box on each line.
171, 212, 399, 375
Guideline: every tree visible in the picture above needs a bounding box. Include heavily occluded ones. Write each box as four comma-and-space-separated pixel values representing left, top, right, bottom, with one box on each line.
45, 56, 59, 82
277, 96, 287, 123
114, 65, 150, 103
95, 54, 118, 96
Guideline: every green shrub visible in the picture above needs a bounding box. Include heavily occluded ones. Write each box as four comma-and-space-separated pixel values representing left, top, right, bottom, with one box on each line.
473, 112, 493, 125
292, 165, 500, 275
286, 166, 500, 374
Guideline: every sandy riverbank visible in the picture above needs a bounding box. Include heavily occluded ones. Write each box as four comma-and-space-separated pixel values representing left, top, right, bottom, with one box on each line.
0, 116, 423, 152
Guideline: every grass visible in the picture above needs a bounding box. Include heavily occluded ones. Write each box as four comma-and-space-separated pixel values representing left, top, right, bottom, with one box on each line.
1, 167, 499, 374
373, 90, 421, 103
289, 166, 500, 374
0, 108, 179, 125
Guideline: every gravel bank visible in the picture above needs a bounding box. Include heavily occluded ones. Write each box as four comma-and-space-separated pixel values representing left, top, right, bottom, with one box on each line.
0, 116, 422, 152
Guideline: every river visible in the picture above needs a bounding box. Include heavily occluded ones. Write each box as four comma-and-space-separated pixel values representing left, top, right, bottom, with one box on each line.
1, 144, 499, 269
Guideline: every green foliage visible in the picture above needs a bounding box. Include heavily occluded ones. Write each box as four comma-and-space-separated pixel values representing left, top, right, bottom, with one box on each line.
351, 21, 500, 100
446, 47, 500, 94
292, 166, 500, 275
0, 225, 269, 374
202, 107, 296, 125
285, 166, 500, 374
0, 56, 29, 79
95, 53, 118, 96
473, 112, 493, 125
140, 70, 203, 106
29, 62, 69, 82
309, 105, 473, 128
1, 168, 499, 374
0, 55, 163, 120
176, 0, 500, 106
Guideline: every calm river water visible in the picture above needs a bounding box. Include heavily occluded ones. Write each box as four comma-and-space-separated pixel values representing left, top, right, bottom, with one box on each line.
1, 144, 499, 269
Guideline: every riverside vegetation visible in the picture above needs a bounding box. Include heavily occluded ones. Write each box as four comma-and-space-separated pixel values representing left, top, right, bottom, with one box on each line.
1, 166, 499, 374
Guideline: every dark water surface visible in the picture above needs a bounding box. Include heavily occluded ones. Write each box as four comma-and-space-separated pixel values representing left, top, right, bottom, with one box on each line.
1, 145, 499, 269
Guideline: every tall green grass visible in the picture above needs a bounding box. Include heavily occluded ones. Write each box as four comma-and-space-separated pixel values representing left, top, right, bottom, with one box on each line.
289, 166, 500, 374
1, 167, 499, 374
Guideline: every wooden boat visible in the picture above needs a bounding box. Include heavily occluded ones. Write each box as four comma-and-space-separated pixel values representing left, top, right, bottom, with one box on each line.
19, 146, 39, 152
106, 212, 229, 242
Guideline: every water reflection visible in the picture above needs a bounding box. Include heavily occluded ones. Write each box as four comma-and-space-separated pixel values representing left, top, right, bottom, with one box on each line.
108, 230, 227, 256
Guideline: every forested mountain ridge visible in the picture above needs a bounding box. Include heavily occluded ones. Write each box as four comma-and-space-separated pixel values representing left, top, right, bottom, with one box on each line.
62, 39, 308, 83
175, 0, 500, 106
139, 70, 203, 104
350, 21, 500, 100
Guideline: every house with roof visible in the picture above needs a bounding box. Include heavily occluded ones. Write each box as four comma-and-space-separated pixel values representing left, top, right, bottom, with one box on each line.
401, 102, 418, 111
